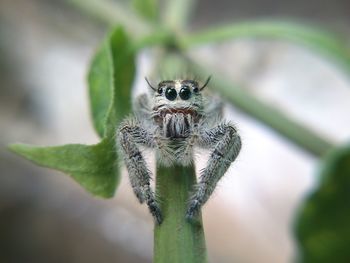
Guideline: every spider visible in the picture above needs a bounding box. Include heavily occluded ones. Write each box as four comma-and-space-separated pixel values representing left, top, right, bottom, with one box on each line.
117, 77, 241, 224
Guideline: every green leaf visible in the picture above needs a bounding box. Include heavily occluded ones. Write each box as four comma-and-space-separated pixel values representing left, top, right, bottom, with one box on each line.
9, 26, 136, 198
88, 41, 112, 138
296, 144, 350, 262
181, 21, 350, 72
9, 139, 118, 198
132, 0, 158, 22
88, 26, 135, 138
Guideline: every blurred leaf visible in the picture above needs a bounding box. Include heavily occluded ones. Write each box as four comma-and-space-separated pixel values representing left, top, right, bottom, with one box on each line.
88, 26, 135, 138
9, 26, 136, 198
132, 0, 158, 22
181, 21, 350, 72
163, 0, 197, 31
296, 144, 350, 262
9, 139, 118, 197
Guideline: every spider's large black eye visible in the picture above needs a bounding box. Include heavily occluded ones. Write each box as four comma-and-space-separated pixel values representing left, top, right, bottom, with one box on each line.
165, 87, 177, 101
179, 86, 192, 100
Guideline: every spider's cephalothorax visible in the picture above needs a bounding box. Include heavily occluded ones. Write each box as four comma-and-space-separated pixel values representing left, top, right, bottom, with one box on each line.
118, 77, 241, 224
152, 79, 204, 139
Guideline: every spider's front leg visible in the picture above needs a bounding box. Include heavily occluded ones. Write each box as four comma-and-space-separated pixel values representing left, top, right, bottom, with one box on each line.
186, 122, 242, 219
118, 118, 162, 224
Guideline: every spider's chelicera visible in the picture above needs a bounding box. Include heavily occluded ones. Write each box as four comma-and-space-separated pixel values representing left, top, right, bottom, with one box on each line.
118, 77, 241, 224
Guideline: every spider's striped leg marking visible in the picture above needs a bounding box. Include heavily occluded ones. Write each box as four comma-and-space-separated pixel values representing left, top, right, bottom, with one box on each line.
118, 118, 162, 224
186, 122, 241, 219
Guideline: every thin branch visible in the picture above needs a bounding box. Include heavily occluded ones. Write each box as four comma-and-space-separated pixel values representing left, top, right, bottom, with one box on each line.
179, 20, 350, 72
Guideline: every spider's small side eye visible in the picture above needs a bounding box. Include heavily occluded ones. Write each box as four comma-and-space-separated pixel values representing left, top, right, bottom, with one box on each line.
165, 87, 177, 101
179, 86, 192, 100
157, 87, 163, 94
193, 86, 199, 93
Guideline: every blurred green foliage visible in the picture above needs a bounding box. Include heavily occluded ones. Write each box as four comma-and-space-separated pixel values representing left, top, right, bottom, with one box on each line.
132, 0, 159, 22
296, 145, 350, 262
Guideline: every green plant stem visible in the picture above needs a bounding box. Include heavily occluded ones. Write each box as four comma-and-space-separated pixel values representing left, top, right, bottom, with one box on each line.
189, 60, 336, 157
154, 165, 207, 263
180, 21, 350, 72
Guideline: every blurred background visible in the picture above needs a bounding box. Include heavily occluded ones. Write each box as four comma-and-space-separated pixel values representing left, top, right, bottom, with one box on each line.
1, 0, 350, 262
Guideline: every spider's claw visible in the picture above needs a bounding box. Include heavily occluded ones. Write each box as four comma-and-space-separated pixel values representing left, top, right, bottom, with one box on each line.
148, 199, 163, 224
186, 199, 201, 220
134, 189, 145, 204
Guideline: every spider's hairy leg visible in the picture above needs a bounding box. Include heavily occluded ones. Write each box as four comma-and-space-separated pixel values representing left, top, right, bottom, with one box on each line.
118, 118, 162, 224
186, 122, 241, 219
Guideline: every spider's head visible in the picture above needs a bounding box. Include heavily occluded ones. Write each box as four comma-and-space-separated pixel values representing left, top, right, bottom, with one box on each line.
146, 77, 211, 114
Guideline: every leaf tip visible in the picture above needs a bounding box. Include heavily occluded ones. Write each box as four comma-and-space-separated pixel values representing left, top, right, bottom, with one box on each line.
7, 143, 28, 155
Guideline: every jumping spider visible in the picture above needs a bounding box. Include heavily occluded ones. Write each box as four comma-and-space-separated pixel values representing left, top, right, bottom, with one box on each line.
118, 77, 241, 224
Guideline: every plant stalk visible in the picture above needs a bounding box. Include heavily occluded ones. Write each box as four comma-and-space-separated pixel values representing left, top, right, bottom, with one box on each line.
179, 21, 350, 73
154, 165, 207, 263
